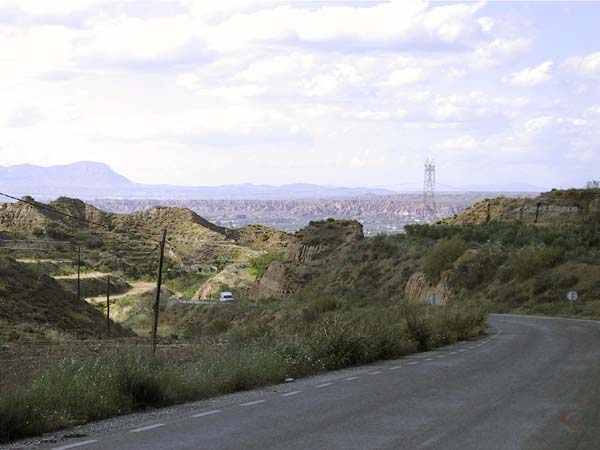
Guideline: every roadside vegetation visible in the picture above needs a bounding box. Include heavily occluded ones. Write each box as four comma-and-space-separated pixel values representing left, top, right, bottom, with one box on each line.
403, 221, 600, 319
0, 302, 485, 442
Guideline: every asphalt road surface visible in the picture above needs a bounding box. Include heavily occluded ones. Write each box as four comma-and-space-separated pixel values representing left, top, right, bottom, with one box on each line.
17, 314, 600, 450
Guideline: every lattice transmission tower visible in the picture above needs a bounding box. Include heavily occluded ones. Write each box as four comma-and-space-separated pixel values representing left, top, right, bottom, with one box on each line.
423, 158, 436, 217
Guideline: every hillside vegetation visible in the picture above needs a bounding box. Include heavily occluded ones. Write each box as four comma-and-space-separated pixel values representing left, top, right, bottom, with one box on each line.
247, 189, 600, 321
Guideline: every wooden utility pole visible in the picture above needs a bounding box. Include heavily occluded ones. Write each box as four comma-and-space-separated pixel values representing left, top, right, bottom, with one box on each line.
77, 246, 81, 302
106, 274, 111, 338
151, 229, 167, 354
534, 202, 541, 224
519, 206, 525, 222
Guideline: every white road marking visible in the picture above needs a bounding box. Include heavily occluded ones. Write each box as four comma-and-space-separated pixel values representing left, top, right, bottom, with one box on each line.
425, 358, 433, 361
389, 366, 402, 370
459, 349, 466, 352
281, 390, 301, 397
130, 423, 165, 433
368, 371, 382, 375
192, 410, 221, 418
344, 376, 359, 381
469, 347, 476, 349
450, 352, 457, 355
436, 355, 446, 359
407, 361, 419, 365
52, 441, 98, 450
240, 400, 265, 406
316, 382, 333, 388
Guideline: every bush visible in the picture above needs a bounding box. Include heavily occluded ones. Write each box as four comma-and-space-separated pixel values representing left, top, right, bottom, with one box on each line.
422, 237, 467, 282
502, 245, 563, 280
301, 297, 340, 322
448, 243, 506, 290
249, 252, 284, 278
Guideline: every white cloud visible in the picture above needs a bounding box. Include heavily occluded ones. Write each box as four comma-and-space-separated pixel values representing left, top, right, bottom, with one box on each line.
2, 106, 44, 128
564, 52, 600, 78
503, 61, 552, 87
202, 0, 486, 52
471, 38, 530, 68
476, 17, 494, 32
341, 109, 408, 121
436, 134, 480, 152
585, 105, 600, 117
381, 68, 428, 86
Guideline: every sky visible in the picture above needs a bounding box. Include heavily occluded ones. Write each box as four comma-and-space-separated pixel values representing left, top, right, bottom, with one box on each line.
0, 0, 599, 189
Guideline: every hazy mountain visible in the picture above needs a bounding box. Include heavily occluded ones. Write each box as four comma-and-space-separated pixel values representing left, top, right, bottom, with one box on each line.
0, 162, 395, 200
0, 161, 545, 201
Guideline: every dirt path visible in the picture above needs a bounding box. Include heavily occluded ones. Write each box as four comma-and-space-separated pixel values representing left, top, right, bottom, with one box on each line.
86, 281, 155, 303
53, 271, 106, 280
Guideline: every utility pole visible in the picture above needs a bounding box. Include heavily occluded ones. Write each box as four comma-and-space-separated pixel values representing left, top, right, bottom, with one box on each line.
151, 229, 167, 354
106, 274, 110, 338
77, 246, 81, 302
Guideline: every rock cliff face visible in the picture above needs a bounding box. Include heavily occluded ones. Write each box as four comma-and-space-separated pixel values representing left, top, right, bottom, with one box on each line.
285, 242, 322, 263
251, 261, 313, 298
251, 219, 364, 299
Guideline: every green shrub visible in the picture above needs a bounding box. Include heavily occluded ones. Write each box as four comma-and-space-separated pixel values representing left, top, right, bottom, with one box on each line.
422, 237, 467, 282
502, 245, 563, 280
302, 297, 339, 322
249, 252, 284, 278
449, 243, 506, 290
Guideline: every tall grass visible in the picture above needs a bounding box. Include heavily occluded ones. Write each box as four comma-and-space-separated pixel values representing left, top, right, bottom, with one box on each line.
0, 303, 485, 442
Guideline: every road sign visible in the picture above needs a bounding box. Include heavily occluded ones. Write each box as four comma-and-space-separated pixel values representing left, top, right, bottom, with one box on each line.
428, 293, 438, 305
567, 291, 578, 302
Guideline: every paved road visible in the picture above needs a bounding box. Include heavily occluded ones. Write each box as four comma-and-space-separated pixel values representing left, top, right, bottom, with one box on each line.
24, 314, 600, 450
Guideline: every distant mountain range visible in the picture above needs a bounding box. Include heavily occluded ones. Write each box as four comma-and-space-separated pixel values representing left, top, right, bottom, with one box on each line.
0, 161, 544, 201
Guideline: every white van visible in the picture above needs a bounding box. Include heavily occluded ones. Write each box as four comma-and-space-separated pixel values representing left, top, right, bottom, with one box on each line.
219, 291, 234, 302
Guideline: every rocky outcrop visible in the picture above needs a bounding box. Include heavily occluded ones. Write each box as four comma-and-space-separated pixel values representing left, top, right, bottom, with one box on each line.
445, 189, 600, 226
285, 242, 322, 262
0, 199, 48, 229
250, 219, 364, 300
250, 260, 312, 299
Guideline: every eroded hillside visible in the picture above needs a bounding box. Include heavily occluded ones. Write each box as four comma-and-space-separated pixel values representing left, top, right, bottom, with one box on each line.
247, 190, 600, 322
444, 189, 600, 225
0, 257, 131, 341
0, 196, 293, 340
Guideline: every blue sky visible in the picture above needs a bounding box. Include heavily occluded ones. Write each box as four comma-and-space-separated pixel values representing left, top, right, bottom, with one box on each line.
0, 0, 599, 189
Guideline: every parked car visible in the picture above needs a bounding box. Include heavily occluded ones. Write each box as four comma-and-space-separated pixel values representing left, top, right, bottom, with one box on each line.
219, 291, 234, 302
